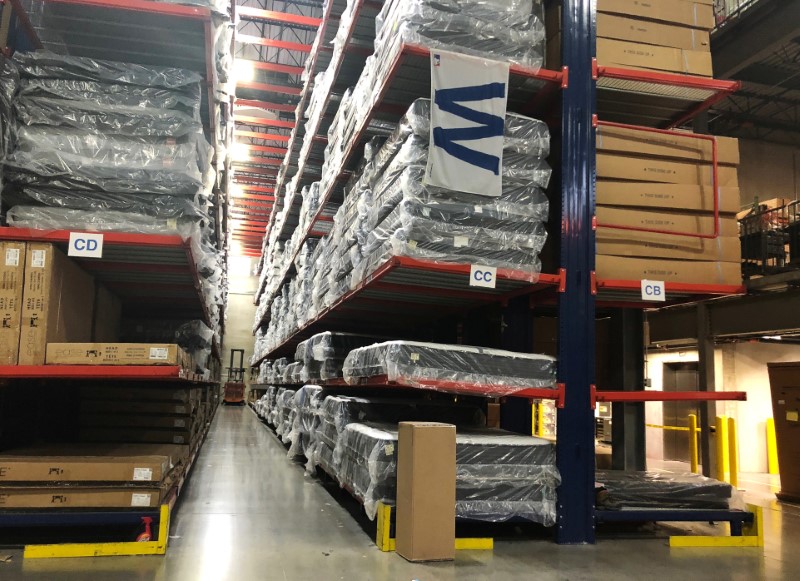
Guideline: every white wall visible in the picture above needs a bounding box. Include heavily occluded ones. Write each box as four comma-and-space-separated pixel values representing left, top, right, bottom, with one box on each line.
646, 342, 800, 473
737, 139, 800, 208
222, 255, 258, 385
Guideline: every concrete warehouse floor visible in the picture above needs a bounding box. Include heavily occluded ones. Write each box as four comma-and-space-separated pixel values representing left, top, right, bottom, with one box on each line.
3, 406, 800, 580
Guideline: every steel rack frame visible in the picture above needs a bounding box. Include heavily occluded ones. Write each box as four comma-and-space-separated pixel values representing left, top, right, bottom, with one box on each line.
249, 0, 751, 545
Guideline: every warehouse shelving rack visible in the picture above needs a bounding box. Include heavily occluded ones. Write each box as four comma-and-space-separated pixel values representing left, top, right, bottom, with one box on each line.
0, 0, 228, 553
245, 0, 750, 545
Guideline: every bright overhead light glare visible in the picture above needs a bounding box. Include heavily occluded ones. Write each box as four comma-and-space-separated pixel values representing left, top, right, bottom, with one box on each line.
762, 335, 783, 340
234, 59, 255, 83
230, 184, 245, 199
231, 143, 250, 162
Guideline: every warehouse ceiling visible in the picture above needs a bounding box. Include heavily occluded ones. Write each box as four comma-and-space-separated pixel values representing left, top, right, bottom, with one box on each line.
230, 0, 323, 256
709, 0, 800, 146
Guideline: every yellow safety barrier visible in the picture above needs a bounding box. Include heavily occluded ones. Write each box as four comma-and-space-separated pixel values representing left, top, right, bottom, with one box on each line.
669, 504, 764, 548
716, 416, 730, 483
689, 414, 699, 474
374, 502, 493, 552
24, 504, 170, 559
728, 417, 739, 489
767, 418, 780, 475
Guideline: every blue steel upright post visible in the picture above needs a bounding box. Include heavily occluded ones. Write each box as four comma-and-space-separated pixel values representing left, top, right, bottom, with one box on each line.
556, 0, 597, 544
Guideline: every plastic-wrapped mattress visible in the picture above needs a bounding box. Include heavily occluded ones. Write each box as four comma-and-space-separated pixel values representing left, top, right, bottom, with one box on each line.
343, 341, 557, 396
337, 422, 559, 524
595, 471, 741, 511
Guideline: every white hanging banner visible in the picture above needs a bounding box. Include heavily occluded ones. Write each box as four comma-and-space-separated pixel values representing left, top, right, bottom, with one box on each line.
425, 50, 510, 197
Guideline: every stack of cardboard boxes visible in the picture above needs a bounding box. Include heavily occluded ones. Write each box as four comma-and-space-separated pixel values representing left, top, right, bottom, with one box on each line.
595, 124, 742, 285
0, 444, 186, 509
547, 0, 715, 76
0, 240, 195, 369
79, 386, 207, 447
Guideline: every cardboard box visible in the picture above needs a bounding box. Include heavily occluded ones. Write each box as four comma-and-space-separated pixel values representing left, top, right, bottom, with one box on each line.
486, 403, 501, 429
79, 386, 198, 403
597, 232, 742, 262
0, 241, 26, 365
396, 422, 456, 563
596, 206, 739, 238
80, 428, 196, 446
93, 284, 122, 342
597, 0, 715, 30
0, 444, 183, 482
597, 38, 712, 76
597, 125, 739, 166
767, 363, 800, 499
0, 485, 169, 508
46, 343, 191, 367
597, 13, 710, 51
596, 182, 740, 214
81, 400, 196, 416
81, 414, 196, 431
596, 255, 742, 285
597, 153, 740, 187
19, 244, 95, 365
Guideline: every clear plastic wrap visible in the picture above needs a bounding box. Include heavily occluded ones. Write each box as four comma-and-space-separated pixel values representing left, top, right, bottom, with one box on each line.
343, 341, 557, 396
18, 78, 201, 118
275, 388, 298, 440
14, 51, 203, 91
174, 320, 216, 375
338, 422, 559, 523
595, 471, 744, 511
376, 0, 545, 69
287, 385, 324, 458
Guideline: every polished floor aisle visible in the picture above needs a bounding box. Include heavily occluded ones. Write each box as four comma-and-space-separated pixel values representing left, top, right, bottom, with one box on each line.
5, 405, 800, 580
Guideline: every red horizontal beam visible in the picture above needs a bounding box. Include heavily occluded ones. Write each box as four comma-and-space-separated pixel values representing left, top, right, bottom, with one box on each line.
236, 143, 287, 155
228, 220, 267, 228
235, 99, 296, 113
236, 116, 294, 129
236, 34, 312, 53
233, 167, 278, 177
0, 365, 194, 381
595, 391, 747, 403
234, 193, 275, 202
238, 59, 304, 76
231, 226, 267, 233
234, 186, 275, 195
237, 80, 302, 96
233, 157, 282, 166
237, 6, 322, 28
234, 130, 290, 142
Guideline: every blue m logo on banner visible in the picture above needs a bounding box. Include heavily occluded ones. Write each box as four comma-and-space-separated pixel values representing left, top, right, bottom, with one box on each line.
432, 82, 506, 175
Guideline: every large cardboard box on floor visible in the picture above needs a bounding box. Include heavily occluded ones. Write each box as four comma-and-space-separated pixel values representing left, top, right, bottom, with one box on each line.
18, 244, 95, 365
596, 182, 740, 214
597, 125, 740, 165
396, 422, 456, 563
0, 241, 26, 365
596, 255, 742, 285
597, 153, 740, 186
0, 484, 169, 508
767, 363, 800, 500
46, 343, 191, 367
0, 444, 183, 483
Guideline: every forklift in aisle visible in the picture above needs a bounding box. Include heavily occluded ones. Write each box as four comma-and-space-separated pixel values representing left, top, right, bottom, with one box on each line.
223, 349, 246, 405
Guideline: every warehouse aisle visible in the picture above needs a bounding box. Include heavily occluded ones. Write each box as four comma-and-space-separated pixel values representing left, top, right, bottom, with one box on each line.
5, 406, 800, 580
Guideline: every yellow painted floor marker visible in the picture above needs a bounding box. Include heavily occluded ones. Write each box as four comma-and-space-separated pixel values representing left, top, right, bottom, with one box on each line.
24, 505, 170, 559
669, 504, 764, 548
375, 501, 492, 552
767, 418, 780, 475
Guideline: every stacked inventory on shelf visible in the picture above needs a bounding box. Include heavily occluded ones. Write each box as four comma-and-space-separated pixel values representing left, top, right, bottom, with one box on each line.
249, 0, 751, 546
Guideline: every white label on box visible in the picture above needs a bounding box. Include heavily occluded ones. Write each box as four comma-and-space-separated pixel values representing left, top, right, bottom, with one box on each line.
130, 493, 152, 507
474, 205, 483, 214
5, 248, 20, 267
641, 280, 666, 302
470, 264, 497, 289
31, 249, 46, 268
167, 218, 178, 230
68, 232, 104, 258
788, 411, 799, 423
149, 347, 169, 360
133, 467, 153, 481
384, 443, 394, 456
453, 236, 469, 248
410, 353, 420, 362
175, 419, 186, 428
